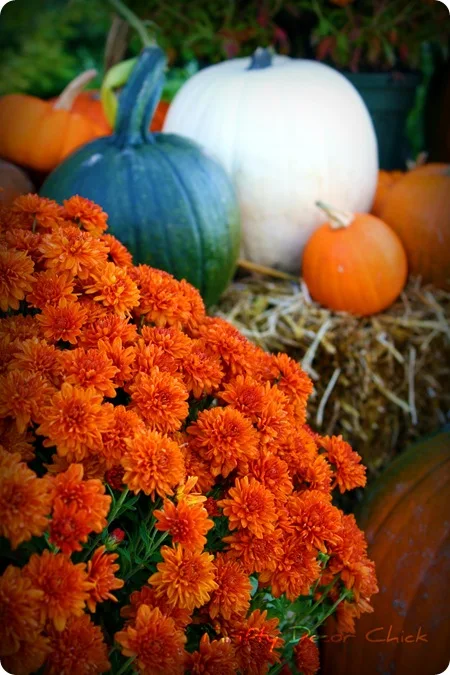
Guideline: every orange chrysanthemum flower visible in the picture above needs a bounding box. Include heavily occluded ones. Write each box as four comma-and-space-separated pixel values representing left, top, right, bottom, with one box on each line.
129, 370, 189, 433
116, 604, 187, 675
1, 634, 50, 675
271, 353, 313, 422
287, 490, 342, 552
49, 499, 97, 555
46, 451, 107, 481
131, 264, 191, 328
121, 585, 192, 630
26, 269, 76, 309
37, 383, 109, 461
327, 514, 378, 602
208, 553, 252, 620
131, 339, 179, 377
0, 246, 34, 311
186, 633, 237, 675
98, 337, 136, 387
39, 225, 108, 278
178, 278, 206, 332
86, 545, 124, 612
241, 450, 293, 503
8, 337, 62, 385
0, 565, 44, 656
320, 435, 367, 492
223, 529, 284, 575
100, 404, 144, 468
277, 427, 333, 492
0, 313, 41, 342
261, 535, 321, 601
63, 195, 108, 236
12, 194, 64, 230
45, 614, 111, 674
122, 430, 185, 499
294, 634, 320, 675
141, 325, 192, 359
102, 232, 133, 267
181, 339, 224, 398
0, 450, 52, 548
154, 499, 213, 551
196, 317, 252, 377
0, 369, 54, 432
182, 448, 215, 494
36, 297, 87, 344
0, 333, 16, 374
60, 346, 118, 398
48, 463, 111, 553
175, 475, 207, 507
23, 550, 92, 631
85, 261, 140, 317
218, 476, 277, 538
0, 419, 35, 461
4, 226, 43, 257
187, 407, 259, 478
149, 545, 218, 611
230, 610, 284, 675
219, 375, 269, 419
79, 313, 137, 348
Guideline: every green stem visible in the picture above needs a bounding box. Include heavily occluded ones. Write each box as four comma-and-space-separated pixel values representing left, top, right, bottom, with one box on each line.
115, 655, 136, 675
309, 588, 352, 634
107, 0, 154, 47
82, 488, 130, 561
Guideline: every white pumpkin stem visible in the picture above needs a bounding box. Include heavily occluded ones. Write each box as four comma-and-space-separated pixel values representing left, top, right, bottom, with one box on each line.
53, 69, 98, 111
316, 201, 354, 230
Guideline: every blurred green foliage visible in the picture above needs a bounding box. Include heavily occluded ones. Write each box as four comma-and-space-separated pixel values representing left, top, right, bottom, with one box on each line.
0, 0, 111, 97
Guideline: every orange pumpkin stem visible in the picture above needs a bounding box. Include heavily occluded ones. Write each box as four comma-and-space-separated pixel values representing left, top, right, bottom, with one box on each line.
53, 69, 98, 112
316, 200, 354, 230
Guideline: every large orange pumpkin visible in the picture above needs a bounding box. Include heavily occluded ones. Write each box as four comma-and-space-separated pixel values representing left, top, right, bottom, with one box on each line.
0, 70, 108, 173
380, 164, 450, 289
371, 169, 404, 217
321, 428, 450, 675
302, 202, 407, 316
0, 159, 34, 205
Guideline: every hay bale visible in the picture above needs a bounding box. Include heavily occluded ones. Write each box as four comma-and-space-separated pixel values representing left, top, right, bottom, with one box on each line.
215, 276, 450, 474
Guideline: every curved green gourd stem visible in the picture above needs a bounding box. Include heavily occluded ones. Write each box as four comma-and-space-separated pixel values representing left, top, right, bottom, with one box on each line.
114, 46, 166, 145
100, 57, 138, 128
248, 47, 273, 70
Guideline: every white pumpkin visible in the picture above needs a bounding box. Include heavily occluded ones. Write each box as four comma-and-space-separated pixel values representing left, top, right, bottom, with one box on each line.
164, 49, 378, 272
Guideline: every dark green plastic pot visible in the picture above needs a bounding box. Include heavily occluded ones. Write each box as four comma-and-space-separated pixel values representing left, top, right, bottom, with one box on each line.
41, 47, 241, 307
343, 72, 421, 170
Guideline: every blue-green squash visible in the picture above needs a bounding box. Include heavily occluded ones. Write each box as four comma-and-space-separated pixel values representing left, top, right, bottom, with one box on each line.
41, 47, 240, 307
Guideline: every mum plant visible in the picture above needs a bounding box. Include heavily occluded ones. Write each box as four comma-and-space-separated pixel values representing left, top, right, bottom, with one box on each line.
0, 195, 377, 674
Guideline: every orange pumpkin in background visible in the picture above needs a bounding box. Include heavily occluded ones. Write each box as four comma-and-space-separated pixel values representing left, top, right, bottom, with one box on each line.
0, 70, 108, 173
0, 159, 34, 205
50, 88, 112, 135
302, 202, 407, 316
321, 429, 450, 675
371, 169, 404, 217
380, 164, 450, 289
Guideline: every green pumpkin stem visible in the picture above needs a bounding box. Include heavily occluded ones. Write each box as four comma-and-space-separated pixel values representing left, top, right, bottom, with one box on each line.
115, 47, 166, 143
316, 201, 354, 230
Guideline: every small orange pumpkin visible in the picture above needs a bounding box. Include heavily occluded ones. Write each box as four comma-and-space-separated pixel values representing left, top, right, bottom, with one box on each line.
0, 70, 108, 173
380, 164, 450, 288
302, 202, 407, 316
0, 159, 34, 205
